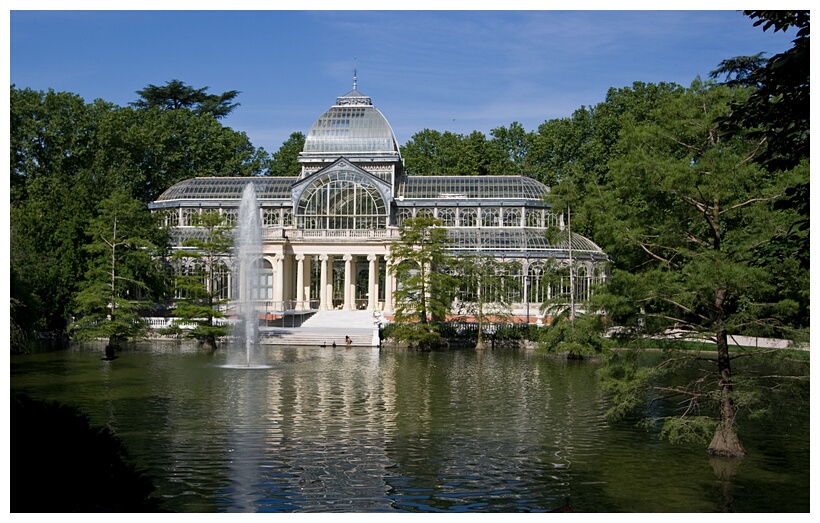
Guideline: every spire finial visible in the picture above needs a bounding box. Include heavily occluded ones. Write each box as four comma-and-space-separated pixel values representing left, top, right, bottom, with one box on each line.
353, 58, 358, 91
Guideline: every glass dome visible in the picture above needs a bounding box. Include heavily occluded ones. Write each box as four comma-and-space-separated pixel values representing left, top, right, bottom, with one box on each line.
302, 89, 400, 155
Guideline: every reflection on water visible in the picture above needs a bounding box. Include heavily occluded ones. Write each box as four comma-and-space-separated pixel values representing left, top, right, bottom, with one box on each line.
10, 342, 810, 513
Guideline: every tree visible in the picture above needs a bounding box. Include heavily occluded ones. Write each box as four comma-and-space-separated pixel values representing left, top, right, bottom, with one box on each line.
268, 131, 305, 177
488, 121, 535, 175
170, 211, 233, 351
596, 79, 805, 458
712, 11, 810, 276
69, 190, 169, 348
10, 85, 268, 336
453, 254, 519, 350
537, 256, 607, 359
389, 216, 458, 349
131, 79, 240, 118
401, 129, 466, 175
92, 106, 268, 203
9, 87, 109, 332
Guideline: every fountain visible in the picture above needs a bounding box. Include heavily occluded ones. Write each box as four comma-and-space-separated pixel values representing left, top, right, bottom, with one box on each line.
225, 182, 270, 369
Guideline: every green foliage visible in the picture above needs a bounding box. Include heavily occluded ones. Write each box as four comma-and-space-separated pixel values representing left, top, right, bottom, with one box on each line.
389, 216, 458, 348
170, 211, 233, 347
389, 322, 444, 350
400, 124, 536, 176
9, 84, 267, 335
268, 131, 305, 177
539, 313, 609, 357
131, 79, 241, 118
656, 416, 717, 446
69, 190, 169, 345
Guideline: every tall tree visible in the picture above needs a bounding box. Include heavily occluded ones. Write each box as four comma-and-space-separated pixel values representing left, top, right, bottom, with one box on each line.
131, 79, 240, 119
170, 211, 233, 351
389, 216, 458, 349
69, 191, 169, 348
713, 11, 810, 273
597, 79, 805, 457
453, 254, 520, 350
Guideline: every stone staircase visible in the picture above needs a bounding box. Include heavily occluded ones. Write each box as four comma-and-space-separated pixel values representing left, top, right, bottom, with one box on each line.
258, 310, 381, 347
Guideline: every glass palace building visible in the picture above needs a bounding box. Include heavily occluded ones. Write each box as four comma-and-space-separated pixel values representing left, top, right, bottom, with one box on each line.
149, 83, 609, 323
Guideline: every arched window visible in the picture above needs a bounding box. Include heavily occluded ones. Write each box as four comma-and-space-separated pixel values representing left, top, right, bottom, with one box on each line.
503, 208, 521, 227
526, 209, 542, 227
481, 208, 499, 227
282, 208, 293, 227
397, 208, 414, 227
439, 208, 457, 226
527, 262, 548, 303
182, 209, 199, 226
458, 208, 476, 227
222, 209, 237, 227
262, 209, 279, 227
575, 265, 589, 303
251, 259, 273, 301
546, 212, 562, 228
296, 171, 387, 230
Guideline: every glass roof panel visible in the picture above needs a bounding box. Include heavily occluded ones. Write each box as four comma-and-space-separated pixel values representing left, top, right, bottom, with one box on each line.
446, 228, 603, 255
155, 177, 295, 202
400, 176, 549, 200
303, 105, 399, 154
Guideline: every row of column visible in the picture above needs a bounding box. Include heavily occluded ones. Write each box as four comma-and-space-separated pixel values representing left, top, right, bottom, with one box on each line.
269, 253, 394, 313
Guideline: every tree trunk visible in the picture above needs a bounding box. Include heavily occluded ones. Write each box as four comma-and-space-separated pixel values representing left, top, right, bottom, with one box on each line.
707, 328, 745, 458
201, 334, 218, 352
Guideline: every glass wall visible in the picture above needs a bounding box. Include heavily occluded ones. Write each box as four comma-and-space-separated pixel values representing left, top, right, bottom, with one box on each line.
297, 171, 387, 230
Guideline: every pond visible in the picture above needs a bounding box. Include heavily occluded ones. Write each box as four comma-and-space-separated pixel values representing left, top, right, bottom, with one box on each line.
10, 342, 810, 513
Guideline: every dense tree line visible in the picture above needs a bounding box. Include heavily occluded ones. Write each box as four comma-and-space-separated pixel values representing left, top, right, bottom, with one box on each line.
9, 84, 269, 350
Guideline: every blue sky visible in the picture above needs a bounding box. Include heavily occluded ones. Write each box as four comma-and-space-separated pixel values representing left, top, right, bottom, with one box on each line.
9, 6, 799, 154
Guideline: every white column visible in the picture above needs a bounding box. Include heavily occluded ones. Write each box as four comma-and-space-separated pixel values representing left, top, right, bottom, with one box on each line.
274, 254, 284, 308
367, 254, 377, 311
319, 254, 329, 311
295, 254, 305, 310
325, 255, 335, 310
343, 254, 354, 311
384, 256, 394, 314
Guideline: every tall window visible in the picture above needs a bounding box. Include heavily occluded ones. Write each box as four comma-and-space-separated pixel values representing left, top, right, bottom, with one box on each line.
527, 262, 548, 303
526, 209, 542, 227
251, 259, 273, 301
297, 171, 387, 230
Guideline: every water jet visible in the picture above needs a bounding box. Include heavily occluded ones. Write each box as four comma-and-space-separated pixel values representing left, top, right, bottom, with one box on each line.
225, 182, 271, 369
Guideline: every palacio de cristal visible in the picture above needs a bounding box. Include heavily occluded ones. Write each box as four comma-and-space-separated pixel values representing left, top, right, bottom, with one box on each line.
149, 82, 609, 327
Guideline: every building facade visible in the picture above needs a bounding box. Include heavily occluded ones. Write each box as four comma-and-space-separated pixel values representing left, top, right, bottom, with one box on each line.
149, 83, 609, 323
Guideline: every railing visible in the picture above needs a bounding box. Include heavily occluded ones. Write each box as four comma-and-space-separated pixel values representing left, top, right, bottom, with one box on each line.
144, 317, 234, 330
262, 228, 401, 241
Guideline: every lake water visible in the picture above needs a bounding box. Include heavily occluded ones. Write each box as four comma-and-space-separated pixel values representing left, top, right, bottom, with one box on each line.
10, 342, 810, 513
